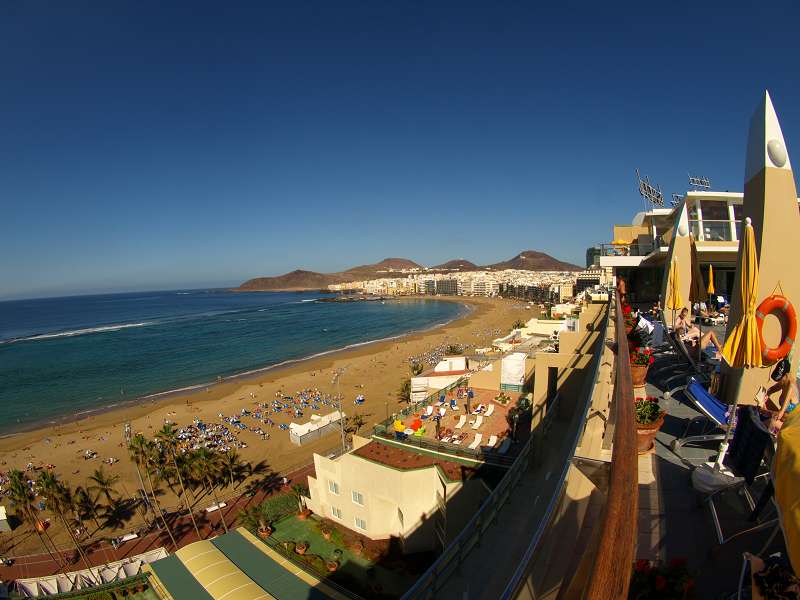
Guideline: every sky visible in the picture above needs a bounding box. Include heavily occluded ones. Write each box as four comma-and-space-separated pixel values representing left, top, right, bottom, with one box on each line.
2, 1, 800, 300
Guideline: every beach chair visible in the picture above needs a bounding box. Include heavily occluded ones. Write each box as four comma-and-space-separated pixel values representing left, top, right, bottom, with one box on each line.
450, 398, 458, 410
472, 415, 484, 430
487, 434, 498, 448
485, 404, 495, 417
498, 438, 511, 454
468, 433, 483, 450
455, 415, 466, 429
670, 377, 731, 452
439, 406, 447, 418
413, 427, 426, 437
422, 405, 433, 419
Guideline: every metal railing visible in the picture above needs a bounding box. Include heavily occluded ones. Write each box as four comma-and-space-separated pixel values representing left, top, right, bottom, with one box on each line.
372, 432, 517, 468
400, 434, 533, 600
598, 242, 655, 257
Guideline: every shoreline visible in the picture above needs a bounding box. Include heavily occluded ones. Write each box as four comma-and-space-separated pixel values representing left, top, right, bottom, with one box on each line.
0, 294, 523, 541
0, 297, 473, 438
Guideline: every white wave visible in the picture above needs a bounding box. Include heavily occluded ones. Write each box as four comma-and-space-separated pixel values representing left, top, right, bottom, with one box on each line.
2, 322, 153, 344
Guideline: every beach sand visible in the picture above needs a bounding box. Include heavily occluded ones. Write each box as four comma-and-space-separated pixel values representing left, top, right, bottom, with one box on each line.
0, 297, 526, 518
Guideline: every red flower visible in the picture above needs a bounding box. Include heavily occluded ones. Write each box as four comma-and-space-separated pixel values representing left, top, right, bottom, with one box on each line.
634, 559, 651, 573
623, 304, 632, 315
654, 575, 667, 591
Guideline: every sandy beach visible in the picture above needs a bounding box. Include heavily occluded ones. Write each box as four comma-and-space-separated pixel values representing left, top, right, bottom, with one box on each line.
0, 296, 525, 517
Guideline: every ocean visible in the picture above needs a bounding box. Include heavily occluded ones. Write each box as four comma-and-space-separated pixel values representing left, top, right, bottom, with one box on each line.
0, 290, 467, 432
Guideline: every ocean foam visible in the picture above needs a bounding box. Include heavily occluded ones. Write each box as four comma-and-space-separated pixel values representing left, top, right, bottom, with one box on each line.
1, 322, 153, 344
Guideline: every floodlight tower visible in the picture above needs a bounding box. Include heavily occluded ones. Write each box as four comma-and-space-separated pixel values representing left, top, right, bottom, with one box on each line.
332, 366, 348, 454
636, 169, 665, 249
688, 173, 712, 190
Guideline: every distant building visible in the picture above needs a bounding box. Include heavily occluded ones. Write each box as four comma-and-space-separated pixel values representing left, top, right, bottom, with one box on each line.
575, 269, 602, 294
435, 278, 458, 295
585, 246, 601, 268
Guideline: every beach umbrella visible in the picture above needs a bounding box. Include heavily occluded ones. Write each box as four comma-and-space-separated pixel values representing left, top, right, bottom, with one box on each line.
689, 234, 707, 346
773, 408, 800, 574
707, 264, 715, 297
688, 234, 706, 305
665, 256, 683, 327
720, 218, 762, 369
716, 217, 761, 468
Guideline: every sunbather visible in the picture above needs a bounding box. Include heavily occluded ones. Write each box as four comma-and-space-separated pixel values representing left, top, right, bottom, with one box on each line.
757, 368, 798, 432
675, 308, 723, 358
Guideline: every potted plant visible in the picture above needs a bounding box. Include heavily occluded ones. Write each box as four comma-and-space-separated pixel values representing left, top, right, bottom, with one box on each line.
630, 558, 694, 599
629, 346, 655, 387
352, 539, 364, 556
326, 549, 342, 572
321, 527, 332, 541
635, 397, 666, 454
295, 540, 309, 555
622, 303, 635, 335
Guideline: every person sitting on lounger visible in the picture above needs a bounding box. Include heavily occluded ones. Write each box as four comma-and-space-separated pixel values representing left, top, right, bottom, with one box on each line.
757, 363, 798, 432
675, 308, 723, 359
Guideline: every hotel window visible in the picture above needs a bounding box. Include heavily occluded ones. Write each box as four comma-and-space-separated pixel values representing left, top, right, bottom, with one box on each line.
328, 480, 339, 495
330, 506, 342, 519
701, 201, 732, 241
352, 490, 364, 505
355, 516, 367, 531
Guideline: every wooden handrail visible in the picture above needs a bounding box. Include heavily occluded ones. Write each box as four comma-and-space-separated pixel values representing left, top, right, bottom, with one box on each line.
584, 290, 638, 599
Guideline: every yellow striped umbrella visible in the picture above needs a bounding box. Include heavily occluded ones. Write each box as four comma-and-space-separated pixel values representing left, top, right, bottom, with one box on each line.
689, 234, 706, 305
665, 256, 683, 326
721, 218, 762, 368
707, 264, 715, 296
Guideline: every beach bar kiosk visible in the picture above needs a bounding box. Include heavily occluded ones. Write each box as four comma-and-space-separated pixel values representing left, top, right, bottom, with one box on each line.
289, 410, 345, 446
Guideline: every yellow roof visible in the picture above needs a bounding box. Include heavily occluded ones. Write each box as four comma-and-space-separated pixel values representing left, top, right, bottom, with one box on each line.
176, 541, 271, 600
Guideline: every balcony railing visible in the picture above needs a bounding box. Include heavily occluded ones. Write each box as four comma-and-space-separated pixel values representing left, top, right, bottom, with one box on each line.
598, 241, 655, 257
580, 290, 638, 598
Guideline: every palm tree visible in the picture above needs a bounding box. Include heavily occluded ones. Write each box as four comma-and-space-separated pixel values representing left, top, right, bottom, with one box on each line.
156, 424, 201, 539
129, 434, 177, 548
143, 440, 179, 549
290, 484, 308, 513
74, 486, 102, 531
410, 362, 424, 376
192, 448, 228, 533
7, 470, 63, 569
398, 378, 411, 403
87, 467, 120, 507
221, 450, 246, 489
37, 472, 95, 577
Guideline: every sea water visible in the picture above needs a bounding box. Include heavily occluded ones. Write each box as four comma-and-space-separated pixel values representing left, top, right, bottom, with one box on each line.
0, 290, 467, 432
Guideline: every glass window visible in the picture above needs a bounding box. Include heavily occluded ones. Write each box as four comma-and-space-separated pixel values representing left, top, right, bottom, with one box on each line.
352, 490, 364, 505
330, 506, 342, 519
354, 516, 367, 531
687, 200, 700, 220
732, 203, 743, 221
701, 200, 728, 221
328, 480, 339, 495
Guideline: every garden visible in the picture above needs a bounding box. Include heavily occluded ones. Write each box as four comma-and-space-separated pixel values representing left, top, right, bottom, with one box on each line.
239, 489, 431, 599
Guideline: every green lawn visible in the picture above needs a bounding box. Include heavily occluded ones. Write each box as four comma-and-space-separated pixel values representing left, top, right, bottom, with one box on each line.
268, 515, 414, 598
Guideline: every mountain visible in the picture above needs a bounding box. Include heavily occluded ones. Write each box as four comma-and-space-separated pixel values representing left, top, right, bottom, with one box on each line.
236, 251, 580, 291
485, 251, 582, 272
432, 259, 479, 271
235, 258, 423, 291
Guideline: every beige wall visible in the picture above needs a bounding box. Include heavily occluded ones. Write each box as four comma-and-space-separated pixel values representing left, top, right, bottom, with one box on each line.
304, 438, 489, 552
723, 167, 800, 405
613, 224, 649, 242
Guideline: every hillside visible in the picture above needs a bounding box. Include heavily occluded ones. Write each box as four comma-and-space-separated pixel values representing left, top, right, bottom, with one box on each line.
236, 250, 580, 291
485, 251, 582, 272
432, 259, 479, 271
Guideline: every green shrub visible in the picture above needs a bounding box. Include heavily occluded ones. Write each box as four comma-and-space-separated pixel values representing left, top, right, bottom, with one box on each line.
261, 493, 298, 521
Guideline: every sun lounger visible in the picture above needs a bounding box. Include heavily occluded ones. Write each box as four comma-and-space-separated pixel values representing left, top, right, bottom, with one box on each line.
472, 415, 484, 430
485, 404, 495, 417
670, 377, 731, 451
497, 438, 511, 454
422, 405, 433, 419
468, 433, 483, 450
455, 415, 467, 429
450, 399, 458, 410
487, 434, 498, 447
439, 407, 447, 417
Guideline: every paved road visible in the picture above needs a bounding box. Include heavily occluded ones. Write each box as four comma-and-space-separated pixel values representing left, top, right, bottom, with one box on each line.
0, 463, 317, 581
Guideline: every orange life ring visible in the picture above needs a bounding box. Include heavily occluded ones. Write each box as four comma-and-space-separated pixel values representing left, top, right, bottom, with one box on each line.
755, 295, 797, 363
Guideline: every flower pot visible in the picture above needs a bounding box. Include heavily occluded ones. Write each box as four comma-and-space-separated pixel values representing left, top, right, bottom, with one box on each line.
322, 530, 332, 541
630, 364, 649, 387
298, 509, 312, 520
296, 544, 308, 555
258, 527, 272, 538
636, 412, 666, 454
326, 560, 339, 572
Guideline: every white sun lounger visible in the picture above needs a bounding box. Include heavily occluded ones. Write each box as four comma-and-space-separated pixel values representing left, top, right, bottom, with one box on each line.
472, 415, 484, 430
468, 433, 483, 450
439, 407, 447, 417
455, 415, 467, 429
485, 404, 495, 417
424, 406, 434, 418
487, 434, 498, 447
497, 438, 511, 454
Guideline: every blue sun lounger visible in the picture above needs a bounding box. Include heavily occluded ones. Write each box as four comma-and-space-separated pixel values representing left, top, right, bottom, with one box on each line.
670, 377, 731, 452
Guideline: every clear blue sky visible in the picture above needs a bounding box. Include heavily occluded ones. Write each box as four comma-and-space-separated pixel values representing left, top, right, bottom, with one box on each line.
2, 1, 800, 300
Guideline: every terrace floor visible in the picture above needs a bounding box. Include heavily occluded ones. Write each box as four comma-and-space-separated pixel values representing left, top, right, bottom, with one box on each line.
640, 335, 787, 599
396, 388, 523, 453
